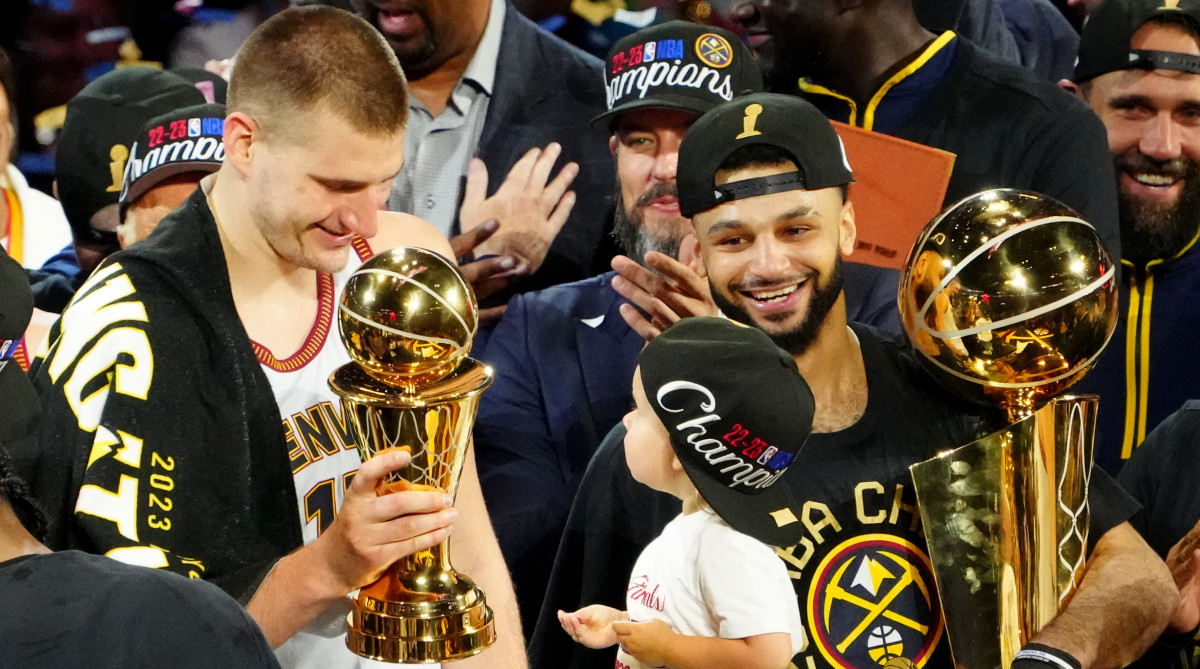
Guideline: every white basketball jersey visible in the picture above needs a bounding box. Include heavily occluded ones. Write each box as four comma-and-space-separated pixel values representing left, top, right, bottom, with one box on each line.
259, 237, 374, 547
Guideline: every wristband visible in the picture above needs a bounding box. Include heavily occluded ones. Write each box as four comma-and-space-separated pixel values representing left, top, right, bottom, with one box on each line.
1012, 643, 1082, 669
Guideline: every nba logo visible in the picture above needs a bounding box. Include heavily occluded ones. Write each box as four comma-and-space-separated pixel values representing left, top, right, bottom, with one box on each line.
188, 118, 201, 137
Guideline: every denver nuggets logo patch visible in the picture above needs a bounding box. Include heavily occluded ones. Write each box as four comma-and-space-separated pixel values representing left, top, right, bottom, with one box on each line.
807, 534, 943, 668
695, 33, 734, 68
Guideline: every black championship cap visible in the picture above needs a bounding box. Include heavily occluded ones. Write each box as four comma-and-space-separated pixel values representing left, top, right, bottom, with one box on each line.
120, 103, 226, 211
56, 68, 207, 246
0, 252, 39, 444
592, 20, 763, 128
639, 317, 814, 547
677, 92, 853, 218
1075, 0, 1200, 82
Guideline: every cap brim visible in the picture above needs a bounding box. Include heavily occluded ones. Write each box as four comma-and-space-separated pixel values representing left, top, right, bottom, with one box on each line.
678, 451, 806, 548
122, 161, 221, 207
590, 95, 713, 130
0, 363, 40, 444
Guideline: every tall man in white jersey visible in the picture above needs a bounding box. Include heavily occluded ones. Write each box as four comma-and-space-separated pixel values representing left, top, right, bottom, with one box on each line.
12, 7, 524, 668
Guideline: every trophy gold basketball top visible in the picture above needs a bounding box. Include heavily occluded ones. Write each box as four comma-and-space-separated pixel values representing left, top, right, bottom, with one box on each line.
329, 247, 496, 663
898, 189, 1118, 669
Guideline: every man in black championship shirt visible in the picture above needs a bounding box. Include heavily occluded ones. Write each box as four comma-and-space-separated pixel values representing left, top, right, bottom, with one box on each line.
530, 93, 1179, 669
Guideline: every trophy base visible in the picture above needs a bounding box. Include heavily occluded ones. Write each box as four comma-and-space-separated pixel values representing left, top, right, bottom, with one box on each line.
346, 593, 496, 663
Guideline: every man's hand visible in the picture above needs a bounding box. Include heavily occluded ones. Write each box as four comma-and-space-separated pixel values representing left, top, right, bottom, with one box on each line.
1166, 518, 1200, 633
612, 619, 677, 666
558, 605, 626, 649
310, 449, 458, 595
611, 237, 716, 342
449, 219, 529, 327
458, 144, 578, 274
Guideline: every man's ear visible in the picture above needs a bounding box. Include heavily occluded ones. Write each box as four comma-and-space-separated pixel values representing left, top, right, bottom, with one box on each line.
609, 135, 618, 157
677, 233, 706, 275
839, 199, 857, 258
683, 232, 706, 276
671, 454, 685, 473
223, 111, 259, 176
1060, 79, 1085, 99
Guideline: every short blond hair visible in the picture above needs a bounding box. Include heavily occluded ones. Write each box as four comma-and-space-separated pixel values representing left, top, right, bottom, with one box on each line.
228, 6, 408, 139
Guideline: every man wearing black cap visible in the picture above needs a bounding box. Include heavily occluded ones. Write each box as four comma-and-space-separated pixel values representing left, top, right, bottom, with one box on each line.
1065, 0, 1200, 479
1062, 0, 1200, 660
476, 21, 899, 642
535, 93, 1178, 669
0, 252, 282, 668
54, 68, 207, 278
731, 0, 1123, 262
116, 102, 226, 248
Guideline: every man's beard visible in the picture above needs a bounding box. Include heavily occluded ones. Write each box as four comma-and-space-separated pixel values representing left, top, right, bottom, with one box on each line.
612, 183, 684, 267
711, 255, 845, 355
1115, 152, 1200, 263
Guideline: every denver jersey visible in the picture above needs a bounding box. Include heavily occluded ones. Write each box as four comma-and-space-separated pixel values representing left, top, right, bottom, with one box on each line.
258, 237, 373, 545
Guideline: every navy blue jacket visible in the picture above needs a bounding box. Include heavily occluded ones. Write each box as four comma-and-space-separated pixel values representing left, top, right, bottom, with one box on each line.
1076, 239, 1200, 474
471, 263, 902, 632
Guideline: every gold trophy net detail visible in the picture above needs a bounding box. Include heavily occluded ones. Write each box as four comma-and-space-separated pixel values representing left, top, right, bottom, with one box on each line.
330, 247, 496, 663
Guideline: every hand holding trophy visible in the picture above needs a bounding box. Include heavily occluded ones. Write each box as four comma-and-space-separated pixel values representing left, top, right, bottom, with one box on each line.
329, 247, 496, 662
898, 190, 1118, 669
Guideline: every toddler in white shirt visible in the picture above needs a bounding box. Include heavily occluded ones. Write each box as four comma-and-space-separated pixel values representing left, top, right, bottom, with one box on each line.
559, 317, 814, 669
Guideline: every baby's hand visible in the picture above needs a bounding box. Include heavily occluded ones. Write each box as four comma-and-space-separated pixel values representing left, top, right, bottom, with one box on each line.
557, 605, 626, 648
612, 619, 675, 666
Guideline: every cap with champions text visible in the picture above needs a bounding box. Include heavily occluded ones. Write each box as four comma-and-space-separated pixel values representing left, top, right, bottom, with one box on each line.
1074, 0, 1200, 82
120, 102, 226, 213
56, 68, 208, 246
677, 92, 853, 218
592, 20, 763, 128
638, 317, 814, 547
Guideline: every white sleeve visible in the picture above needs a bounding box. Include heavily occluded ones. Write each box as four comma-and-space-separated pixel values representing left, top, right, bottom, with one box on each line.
696, 520, 808, 655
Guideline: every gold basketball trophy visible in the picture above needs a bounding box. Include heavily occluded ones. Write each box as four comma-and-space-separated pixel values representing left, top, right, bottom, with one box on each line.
329, 247, 496, 662
898, 190, 1118, 669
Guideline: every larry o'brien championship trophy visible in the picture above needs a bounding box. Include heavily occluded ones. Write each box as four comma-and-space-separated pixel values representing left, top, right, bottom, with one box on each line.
898, 190, 1118, 669
328, 247, 496, 662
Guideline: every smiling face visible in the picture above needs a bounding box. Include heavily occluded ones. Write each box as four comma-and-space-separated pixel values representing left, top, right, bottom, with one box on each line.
611, 108, 697, 261
693, 161, 854, 354
1084, 21, 1200, 262
350, 0, 490, 80
241, 105, 404, 273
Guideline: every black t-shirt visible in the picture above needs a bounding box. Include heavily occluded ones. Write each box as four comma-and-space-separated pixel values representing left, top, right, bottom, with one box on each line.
529, 324, 1139, 669
0, 550, 281, 668
1117, 401, 1200, 669
1119, 400, 1200, 558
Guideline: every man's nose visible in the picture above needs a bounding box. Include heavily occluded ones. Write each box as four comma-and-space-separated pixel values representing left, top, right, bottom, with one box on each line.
749, 237, 791, 278
652, 145, 679, 183
339, 189, 383, 238
1140, 113, 1184, 161
732, 1, 761, 27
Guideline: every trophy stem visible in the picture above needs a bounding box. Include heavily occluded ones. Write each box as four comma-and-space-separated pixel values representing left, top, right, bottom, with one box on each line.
330, 360, 496, 663
910, 395, 1097, 669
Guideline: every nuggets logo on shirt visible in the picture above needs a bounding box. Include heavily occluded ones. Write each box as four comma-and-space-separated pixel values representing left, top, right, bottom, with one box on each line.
806, 534, 943, 668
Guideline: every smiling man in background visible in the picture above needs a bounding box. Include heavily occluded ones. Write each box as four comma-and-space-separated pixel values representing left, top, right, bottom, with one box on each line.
1067, 0, 1200, 475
